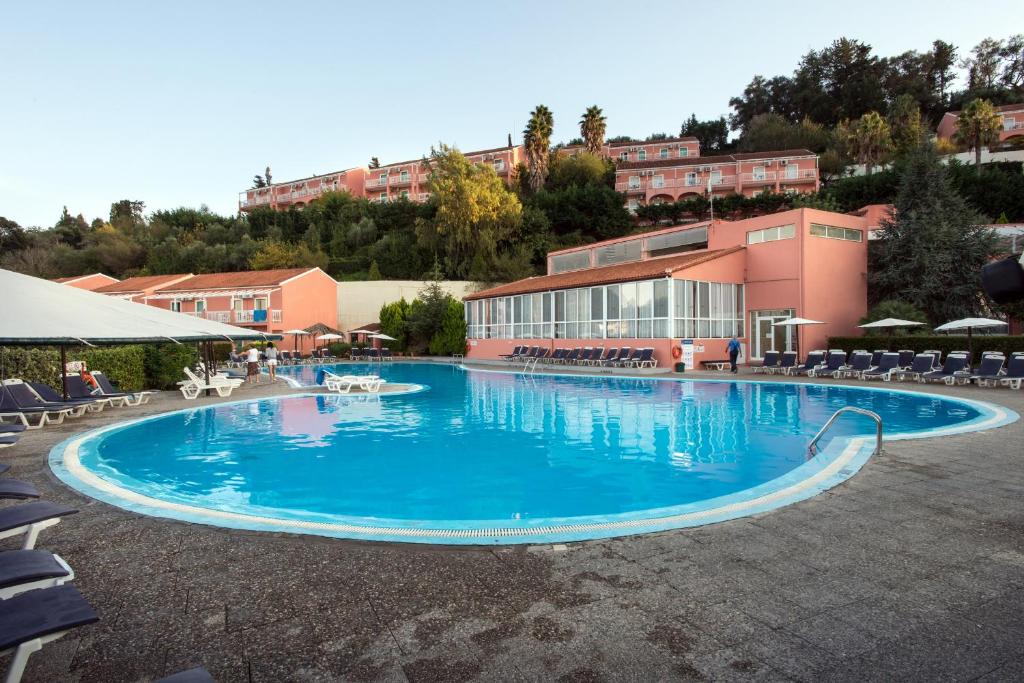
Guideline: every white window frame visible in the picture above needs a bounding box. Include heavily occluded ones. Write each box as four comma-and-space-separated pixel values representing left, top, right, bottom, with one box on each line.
686, 172, 698, 186
785, 164, 798, 179
659, 148, 669, 159
678, 147, 689, 157
637, 149, 647, 161
399, 170, 409, 182
619, 151, 629, 161
652, 174, 664, 189
628, 175, 641, 189
170, 300, 182, 313
753, 166, 765, 181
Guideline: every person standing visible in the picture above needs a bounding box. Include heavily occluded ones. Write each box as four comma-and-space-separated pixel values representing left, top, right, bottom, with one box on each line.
265, 342, 278, 382
246, 345, 260, 384
727, 336, 741, 374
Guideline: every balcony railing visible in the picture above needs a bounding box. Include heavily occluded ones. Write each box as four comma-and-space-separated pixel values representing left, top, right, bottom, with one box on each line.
741, 172, 777, 183
206, 311, 230, 323
366, 178, 388, 189
1004, 121, 1024, 131
779, 169, 817, 182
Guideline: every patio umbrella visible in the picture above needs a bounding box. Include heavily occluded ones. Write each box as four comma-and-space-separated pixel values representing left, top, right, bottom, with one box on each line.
369, 333, 397, 341
933, 318, 1007, 358
316, 333, 345, 341
772, 318, 825, 357
283, 329, 310, 353
858, 318, 926, 350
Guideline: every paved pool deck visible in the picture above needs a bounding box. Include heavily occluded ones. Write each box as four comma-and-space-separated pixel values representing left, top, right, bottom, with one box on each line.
3, 369, 1023, 682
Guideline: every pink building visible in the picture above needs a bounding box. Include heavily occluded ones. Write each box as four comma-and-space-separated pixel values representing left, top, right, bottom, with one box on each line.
92, 273, 194, 303
936, 102, 1024, 147
465, 207, 868, 369
615, 150, 820, 212
51, 273, 120, 291
239, 168, 367, 212
144, 267, 339, 348
561, 136, 701, 162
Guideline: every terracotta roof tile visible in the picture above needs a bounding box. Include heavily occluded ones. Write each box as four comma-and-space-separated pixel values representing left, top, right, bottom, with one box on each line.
464, 247, 745, 300
947, 102, 1024, 116
94, 273, 192, 294
157, 268, 317, 292
51, 274, 117, 284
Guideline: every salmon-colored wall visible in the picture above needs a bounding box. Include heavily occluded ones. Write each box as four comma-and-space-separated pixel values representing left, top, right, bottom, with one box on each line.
280, 269, 338, 348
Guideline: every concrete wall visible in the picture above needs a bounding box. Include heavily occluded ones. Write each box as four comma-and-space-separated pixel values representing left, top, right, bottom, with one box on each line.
337, 280, 478, 333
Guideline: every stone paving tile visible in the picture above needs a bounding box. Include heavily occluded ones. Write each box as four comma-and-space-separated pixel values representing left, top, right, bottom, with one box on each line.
6, 376, 1024, 681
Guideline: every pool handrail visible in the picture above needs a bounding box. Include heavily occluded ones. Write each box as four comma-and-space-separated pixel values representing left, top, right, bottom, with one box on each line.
808, 406, 883, 458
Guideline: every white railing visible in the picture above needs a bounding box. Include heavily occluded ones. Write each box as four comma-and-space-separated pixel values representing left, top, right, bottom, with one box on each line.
206, 311, 230, 323
1004, 121, 1024, 131
741, 172, 777, 183
366, 178, 387, 189
271, 310, 282, 323
235, 310, 254, 323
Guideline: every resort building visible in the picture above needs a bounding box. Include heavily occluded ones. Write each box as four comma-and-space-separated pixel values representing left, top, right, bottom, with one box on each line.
936, 102, 1024, 147
560, 136, 702, 163
142, 267, 339, 343
239, 168, 367, 212
92, 273, 194, 303
50, 273, 120, 291
464, 207, 868, 368
615, 149, 820, 212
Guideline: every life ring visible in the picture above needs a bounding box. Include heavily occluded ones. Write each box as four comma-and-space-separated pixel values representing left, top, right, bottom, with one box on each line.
672, 346, 682, 360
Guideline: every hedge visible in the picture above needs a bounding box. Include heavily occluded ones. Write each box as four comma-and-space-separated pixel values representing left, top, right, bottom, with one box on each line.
1, 346, 146, 391
827, 335, 1024, 358
142, 344, 199, 390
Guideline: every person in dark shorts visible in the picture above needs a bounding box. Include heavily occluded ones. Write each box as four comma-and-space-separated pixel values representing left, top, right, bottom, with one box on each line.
246, 345, 260, 383
727, 336, 741, 373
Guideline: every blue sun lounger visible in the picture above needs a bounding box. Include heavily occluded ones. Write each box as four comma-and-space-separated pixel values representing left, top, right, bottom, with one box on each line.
0, 386, 72, 429
0, 501, 78, 550
862, 352, 901, 381
157, 667, 216, 683
0, 549, 75, 600
999, 353, 1024, 390
837, 352, 872, 379
751, 350, 779, 374
0, 584, 97, 683
921, 353, 970, 385
893, 353, 938, 382
808, 351, 846, 378
969, 354, 1005, 387
0, 480, 39, 501
91, 371, 155, 405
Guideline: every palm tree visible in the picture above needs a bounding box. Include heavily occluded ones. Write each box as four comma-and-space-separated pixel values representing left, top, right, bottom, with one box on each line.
579, 105, 606, 154
841, 111, 893, 175
523, 105, 554, 192
955, 98, 1003, 174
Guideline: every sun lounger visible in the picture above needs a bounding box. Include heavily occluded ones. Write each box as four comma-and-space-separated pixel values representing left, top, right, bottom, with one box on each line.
921, 353, 970, 385
0, 584, 97, 683
63, 375, 128, 409
786, 351, 826, 377
771, 351, 797, 375
0, 425, 26, 434
896, 349, 916, 369
0, 550, 75, 600
635, 348, 657, 368
322, 371, 385, 394
0, 501, 78, 550
0, 480, 39, 501
91, 371, 156, 406
0, 386, 72, 429
28, 383, 105, 414
862, 352, 901, 381
751, 351, 779, 374
179, 367, 241, 400
808, 351, 847, 378
582, 347, 604, 366
970, 354, 1005, 387
2, 381, 88, 420
892, 353, 936, 382
999, 353, 1024, 389
594, 347, 618, 366
837, 352, 872, 379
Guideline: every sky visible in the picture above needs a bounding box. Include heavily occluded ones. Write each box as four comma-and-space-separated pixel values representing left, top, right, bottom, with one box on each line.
1, 0, 1018, 228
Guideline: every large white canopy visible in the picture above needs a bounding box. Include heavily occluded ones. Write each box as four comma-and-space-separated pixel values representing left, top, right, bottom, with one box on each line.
0, 268, 281, 345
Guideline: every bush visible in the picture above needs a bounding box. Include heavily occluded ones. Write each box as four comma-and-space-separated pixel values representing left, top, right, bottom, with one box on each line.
212, 342, 233, 362
827, 335, 1024, 358
428, 300, 468, 356
1, 345, 146, 391
327, 342, 351, 357
143, 343, 199, 390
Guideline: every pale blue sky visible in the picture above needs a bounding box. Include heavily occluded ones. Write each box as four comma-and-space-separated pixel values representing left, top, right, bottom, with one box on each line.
0, 0, 1017, 228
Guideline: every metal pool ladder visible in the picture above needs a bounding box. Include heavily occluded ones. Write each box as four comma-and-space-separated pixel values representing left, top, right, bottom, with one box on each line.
808, 407, 884, 457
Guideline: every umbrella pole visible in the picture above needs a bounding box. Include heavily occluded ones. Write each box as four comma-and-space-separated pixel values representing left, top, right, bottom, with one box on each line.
60, 345, 68, 400
967, 327, 973, 361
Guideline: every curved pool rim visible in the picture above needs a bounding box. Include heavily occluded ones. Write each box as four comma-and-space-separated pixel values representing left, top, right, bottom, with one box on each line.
49, 368, 1018, 545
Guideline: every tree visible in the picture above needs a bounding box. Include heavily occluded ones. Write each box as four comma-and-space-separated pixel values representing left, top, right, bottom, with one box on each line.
265, 166, 272, 185
870, 145, 997, 325
416, 144, 523, 279
680, 114, 730, 153
860, 300, 929, 329
961, 38, 1004, 91
927, 40, 958, 107
887, 94, 923, 158
579, 105, 606, 154
838, 111, 893, 175
523, 105, 554, 192
109, 200, 146, 231
1000, 34, 1024, 91
0, 217, 28, 253
252, 175, 267, 188
369, 157, 381, 169
954, 99, 1003, 172
645, 132, 669, 141
406, 280, 452, 352
249, 240, 328, 270
546, 152, 612, 191
378, 298, 409, 351
54, 207, 90, 248
367, 260, 382, 279
428, 299, 467, 356
737, 114, 829, 152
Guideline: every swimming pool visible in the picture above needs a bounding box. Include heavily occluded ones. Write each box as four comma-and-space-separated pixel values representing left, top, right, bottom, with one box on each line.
50, 362, 1016, 544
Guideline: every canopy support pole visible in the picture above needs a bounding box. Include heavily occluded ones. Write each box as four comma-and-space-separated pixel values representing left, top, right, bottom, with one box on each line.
60, 345, 68, 400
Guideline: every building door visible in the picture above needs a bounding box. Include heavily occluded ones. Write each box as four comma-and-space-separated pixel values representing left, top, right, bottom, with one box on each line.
751, 309, 795, 359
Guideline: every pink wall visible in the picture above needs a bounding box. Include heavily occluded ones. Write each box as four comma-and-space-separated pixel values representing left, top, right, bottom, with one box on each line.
280, 269, 338, 338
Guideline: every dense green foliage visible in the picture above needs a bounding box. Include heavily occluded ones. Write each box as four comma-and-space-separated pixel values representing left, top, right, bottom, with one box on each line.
429, 300, 468, 356
870, 146, 997, 325
860, 300, 929, 329
827, 336, 1024, 358
379, 281, 465, 355
2, 345, 149, 391
142, 343, 200, 390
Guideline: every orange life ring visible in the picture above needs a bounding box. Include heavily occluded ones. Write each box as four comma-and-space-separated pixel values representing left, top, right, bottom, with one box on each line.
672, 346, 682, 360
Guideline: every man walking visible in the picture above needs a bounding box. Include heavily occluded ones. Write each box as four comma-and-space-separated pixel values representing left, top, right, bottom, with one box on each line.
727, 336, 741, 374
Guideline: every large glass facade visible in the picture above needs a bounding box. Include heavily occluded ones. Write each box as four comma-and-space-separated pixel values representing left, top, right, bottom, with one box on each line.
466, 278, 744, 340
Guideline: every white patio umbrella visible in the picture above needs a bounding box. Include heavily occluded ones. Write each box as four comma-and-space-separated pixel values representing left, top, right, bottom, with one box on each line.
772, 318, 825, 357
933, 318, 1007, 357
859, 318, 926, 349
369, 333, 397, 341
316, 333, 345, 341
283, 329, 310, 354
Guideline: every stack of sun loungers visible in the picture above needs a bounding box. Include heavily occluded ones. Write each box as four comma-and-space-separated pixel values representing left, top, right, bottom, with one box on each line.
1, 372, 152, 430
320, 370, 386, 394
500, 346, 658, 369
746, 348, 1024, 390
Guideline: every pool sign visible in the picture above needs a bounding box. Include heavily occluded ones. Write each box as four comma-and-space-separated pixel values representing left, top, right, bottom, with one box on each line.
680, 339, 695, 368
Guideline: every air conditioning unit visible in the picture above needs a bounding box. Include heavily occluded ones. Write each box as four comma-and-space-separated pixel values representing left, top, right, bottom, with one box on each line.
780, 160, 789, 166
764, 161, 773, 166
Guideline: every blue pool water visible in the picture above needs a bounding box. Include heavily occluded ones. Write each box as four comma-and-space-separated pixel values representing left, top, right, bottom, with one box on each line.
53, 362, 1012, 543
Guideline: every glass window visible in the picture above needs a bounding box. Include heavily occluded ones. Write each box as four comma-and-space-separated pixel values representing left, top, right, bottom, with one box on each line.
646, 227, 708, 257
637, 281, 654, 319
628, 175, 641, 189
638, 150, 646, 161
550, 250, 591, 274
678, 147, 689, 157
620, 282, 637, 321
653, 280, 669, 318
565, 290, 577, 322
590, 287, 604, 321
606, 285, 619, 320
619, 151, 628, 161
577, 289, 588, 321
746, 224, 796, 244
595, 239, 642, 267
659, 148, 669, 159
810, 223, 863, 242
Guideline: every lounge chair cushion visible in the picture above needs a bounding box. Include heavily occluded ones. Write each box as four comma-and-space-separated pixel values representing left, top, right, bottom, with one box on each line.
0, 480, 40, 500
0, 584, 97, 652
0, 436, 20, 447
0, 424, 28, 433
157, 667, 216, 683
0, 501, 78, 533
0, 550, 71, 590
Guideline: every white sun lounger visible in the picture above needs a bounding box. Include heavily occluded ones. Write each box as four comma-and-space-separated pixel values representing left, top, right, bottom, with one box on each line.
178, 367, 243, 400
322, 371, 386, 394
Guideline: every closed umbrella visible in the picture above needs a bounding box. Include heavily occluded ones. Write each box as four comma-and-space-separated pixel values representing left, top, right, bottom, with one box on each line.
858, 318, 926, 350
933, 318, 1007, 358
772, 318, 825, 357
